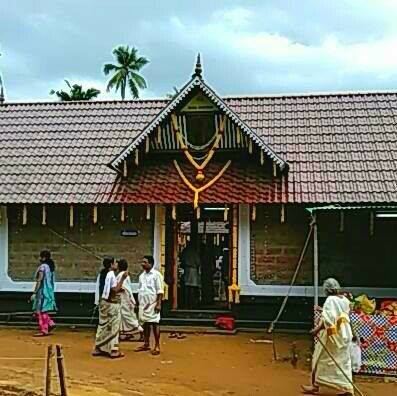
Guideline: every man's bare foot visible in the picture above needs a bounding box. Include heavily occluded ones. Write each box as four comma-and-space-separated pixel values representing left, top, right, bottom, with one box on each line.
151, 346, 160, 356
134, 345, 150, 352
301, 385, 319, 394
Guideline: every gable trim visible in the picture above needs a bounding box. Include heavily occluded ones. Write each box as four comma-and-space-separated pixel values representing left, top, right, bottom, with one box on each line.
109, 76, 288, 171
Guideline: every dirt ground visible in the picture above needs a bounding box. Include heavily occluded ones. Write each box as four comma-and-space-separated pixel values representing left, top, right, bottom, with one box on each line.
0, 328, 395, 396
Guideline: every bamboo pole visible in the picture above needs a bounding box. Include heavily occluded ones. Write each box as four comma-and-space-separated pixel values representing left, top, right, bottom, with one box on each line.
44, 345, 53, 396
56, 344, 68, 396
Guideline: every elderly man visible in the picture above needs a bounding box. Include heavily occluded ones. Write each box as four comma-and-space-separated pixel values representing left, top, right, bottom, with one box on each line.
302, 278, 354, 396
134, 255, 164, 356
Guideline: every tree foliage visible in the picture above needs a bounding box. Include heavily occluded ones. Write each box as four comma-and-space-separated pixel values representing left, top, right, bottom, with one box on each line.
103, 45, 149, 100
50, 80, 100, 101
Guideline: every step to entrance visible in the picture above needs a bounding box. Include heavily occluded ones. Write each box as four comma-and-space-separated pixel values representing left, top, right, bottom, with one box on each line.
166, 309, 232, 320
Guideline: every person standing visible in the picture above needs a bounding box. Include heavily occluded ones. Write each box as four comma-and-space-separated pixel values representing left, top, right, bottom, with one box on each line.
135, 255, 164, 355
116, 258, 143, 341
30, 250, 57, 337
92, 257, 127, 359
302, 278, 354, 396
180, 241, 201, 308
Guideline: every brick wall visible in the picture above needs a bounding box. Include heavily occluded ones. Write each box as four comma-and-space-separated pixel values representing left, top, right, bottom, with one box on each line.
251, 207, 397, 288
318, 211, 397, 288
7, 204, 153, 282
250, 205, 313, 285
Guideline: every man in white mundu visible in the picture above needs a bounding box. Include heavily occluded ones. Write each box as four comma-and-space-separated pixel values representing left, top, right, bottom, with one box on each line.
135, 255, 164, 355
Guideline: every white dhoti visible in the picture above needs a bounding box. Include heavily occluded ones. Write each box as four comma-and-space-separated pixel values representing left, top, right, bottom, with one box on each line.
137, 268, 164, 324
312, 295, 354, 394
120, 290, 141, 334
139, 293, 161, 324
116, 272, 143, 334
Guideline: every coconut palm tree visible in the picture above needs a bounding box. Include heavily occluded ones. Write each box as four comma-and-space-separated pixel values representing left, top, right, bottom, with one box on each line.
103, 46, 149, 100
50, 80, 100, 101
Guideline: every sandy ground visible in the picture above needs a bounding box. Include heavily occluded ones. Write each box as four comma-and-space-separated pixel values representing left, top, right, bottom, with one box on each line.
0, 328, 395, 396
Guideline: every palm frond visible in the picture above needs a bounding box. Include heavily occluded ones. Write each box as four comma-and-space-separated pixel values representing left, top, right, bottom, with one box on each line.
129, 72, 147, 89
133, 56, 150, 70
106, 73, 122, 92
103, 63, 119, 75
128, 78, 140, 99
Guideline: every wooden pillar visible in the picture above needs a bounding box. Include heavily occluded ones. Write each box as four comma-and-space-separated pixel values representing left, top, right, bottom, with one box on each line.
56, 344, 68, 396
44, 345, 54, 396
158, 205, 168, 300
313, 213, 319, 307
172, 218, 178, 310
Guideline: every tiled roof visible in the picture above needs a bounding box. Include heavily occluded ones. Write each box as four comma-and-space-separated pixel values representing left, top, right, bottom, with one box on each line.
109, 160, 283, 204
1, 91, 397, 204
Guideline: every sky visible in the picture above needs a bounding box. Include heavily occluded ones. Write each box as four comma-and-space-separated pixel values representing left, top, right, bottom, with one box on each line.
2, 0, 397, 101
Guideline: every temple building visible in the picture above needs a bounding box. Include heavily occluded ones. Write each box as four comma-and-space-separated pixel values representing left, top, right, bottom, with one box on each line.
0, 56, 397, 327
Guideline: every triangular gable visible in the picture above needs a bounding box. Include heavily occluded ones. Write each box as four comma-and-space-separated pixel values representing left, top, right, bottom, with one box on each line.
109, 57, 287, 172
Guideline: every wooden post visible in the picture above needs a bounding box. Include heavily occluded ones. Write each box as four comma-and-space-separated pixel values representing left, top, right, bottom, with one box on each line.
56, 344, 68, 396
313, 213, 319, 307
44, 344, 53, 396
172, 219, 178, 310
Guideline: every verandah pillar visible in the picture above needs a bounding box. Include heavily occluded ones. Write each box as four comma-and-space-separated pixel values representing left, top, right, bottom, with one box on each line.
313, 213, 319, 307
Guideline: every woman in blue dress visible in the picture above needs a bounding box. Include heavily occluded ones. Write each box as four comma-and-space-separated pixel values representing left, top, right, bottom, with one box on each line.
30, 250, 57, 337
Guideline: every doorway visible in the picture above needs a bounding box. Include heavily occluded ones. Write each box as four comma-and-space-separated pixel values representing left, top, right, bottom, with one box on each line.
167, 205, 231, 310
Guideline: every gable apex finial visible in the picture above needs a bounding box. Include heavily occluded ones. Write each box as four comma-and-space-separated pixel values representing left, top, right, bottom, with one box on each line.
192, 53, 203, 79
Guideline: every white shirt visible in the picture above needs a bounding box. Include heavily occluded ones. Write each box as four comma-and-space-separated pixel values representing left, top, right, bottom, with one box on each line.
102, 271, 117, 300
138, 268, 164, 298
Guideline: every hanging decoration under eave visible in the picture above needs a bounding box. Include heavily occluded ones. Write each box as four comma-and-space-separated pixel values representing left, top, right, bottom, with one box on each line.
171, 113, 226, 181
22, 205, 28, 226
42, 205, 47, 226
69, 205, 74, 228
228, 205, 240, 304
93, 205, 98, 224
174, 160, 231, 208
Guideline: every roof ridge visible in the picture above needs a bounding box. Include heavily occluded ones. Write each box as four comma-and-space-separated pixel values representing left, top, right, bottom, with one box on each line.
0, 98, 169, 106
223, 89, 397, 99
3, 89, 397, 107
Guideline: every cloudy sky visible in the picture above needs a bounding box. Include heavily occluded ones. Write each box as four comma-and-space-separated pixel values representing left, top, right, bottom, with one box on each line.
2, 0, 397, 101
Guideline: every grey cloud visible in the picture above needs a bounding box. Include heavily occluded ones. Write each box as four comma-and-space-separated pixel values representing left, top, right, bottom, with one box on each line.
1, 0, 397, 101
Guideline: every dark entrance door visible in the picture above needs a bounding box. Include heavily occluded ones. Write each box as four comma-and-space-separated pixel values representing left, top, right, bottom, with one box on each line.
167, 205, 231, 310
